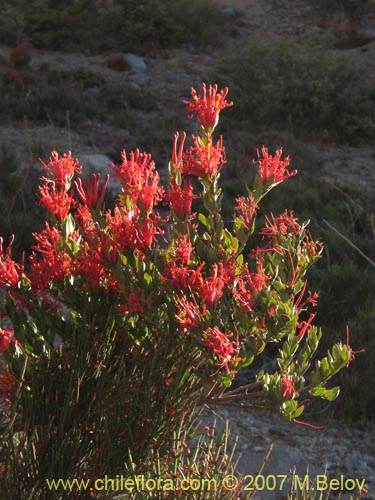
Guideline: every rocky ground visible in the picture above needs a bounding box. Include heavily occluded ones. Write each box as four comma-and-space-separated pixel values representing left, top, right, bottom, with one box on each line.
1, 0, 375, 498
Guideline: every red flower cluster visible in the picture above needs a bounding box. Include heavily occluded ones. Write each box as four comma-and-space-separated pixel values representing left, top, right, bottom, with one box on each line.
166, 179, 197, 218
183, 135, 225, 178
40, 150, 82, 185
281, 374, 298, 398
28, 224, 70, 295
183, 83, 233, 130
202, 327, 240, 373
0, 328, 21, 351
110, 149, 163, 211
261, 210, 301, 240
255, 147, 297, 186
235, 194, 258, 230
38, 151, 82, 221
233, 261, 269, 314
74, 173, 109, 211
0, 235, 22, 288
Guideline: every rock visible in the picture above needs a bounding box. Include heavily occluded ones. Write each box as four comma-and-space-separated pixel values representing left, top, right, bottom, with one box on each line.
222, 6, 236, 17
128, 72, 149, 85
83, 86, 99, 96
123, 53, 147, 73
357, 28, 375, 42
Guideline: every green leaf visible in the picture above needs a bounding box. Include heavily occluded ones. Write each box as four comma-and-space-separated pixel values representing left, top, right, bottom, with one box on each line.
310, 386, 340, 401
62, 213, 75, 239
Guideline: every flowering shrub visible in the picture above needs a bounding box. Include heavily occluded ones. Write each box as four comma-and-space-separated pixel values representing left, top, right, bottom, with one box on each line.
0, 83, 359, 497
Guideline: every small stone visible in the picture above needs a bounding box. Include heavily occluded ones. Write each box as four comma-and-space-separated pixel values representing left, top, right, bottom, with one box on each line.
83, 87, 99, 96
222, 6, 236, 17
123, 53, 147, 73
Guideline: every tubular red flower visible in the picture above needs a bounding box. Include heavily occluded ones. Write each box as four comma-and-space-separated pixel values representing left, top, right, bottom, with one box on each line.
117, 288, 145, 314
255, 147, 297, 186
28, 224, 70, 294
183, 83, 233, 130
345, 325, 365, 367
39, 151, 82, 185
74, 173, 109, 211
38, 179, 74, 221
260, 211, 302, 240
296, 313, 317, 341
0, 328, 22, 352
166, 179, 197, 218
172, 236, 194, 265
293, 281, 319, 312
235, 194, 258, 229
174, 294, 204, 330
197, 262, 230, 307
183, 135, 225, 178
110, 149, 163, 211
163, 263, 203, 290
281, 374, 298, 398
0, 234, 22, 288
233, 261, 269, 313
0, 328, 14, 350
171, 131, 186, 171
202, 327, 240, 373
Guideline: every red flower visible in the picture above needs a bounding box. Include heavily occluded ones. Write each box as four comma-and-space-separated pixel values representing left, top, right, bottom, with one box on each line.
117, 288, 145, 314
111, 149, 163, 211
107, 205, 137, 250
255, 147, 297, 186
133, 214, 164, 252
233, 261, 269, 313
293, 281, 319, 312
40, 151, 82, 186
197, 263, 229, 307
260, 211, 301, 241
281, 374, 298, 398
345, 326, 365, 367
163, 263, 203, 289
28, 224, 70, 294
174, 294, 204, 330
183, 83, 233, 130
74, 173, 109, 211
166, 179, 197, 218
0, 329, 14, 350
202, 327, 240, 373
235, 194, 258, 230
296, 313, 316, 341
0, 234, 22, 288
38, 179, 74, 221
172, 236, 194, 265
183, 135, 225, 178
171, 131, 186, 171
